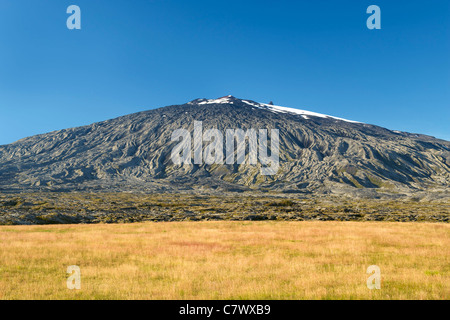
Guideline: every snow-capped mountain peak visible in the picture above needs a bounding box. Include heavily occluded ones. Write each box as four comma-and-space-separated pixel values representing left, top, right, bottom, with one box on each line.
190, 96, 361, 123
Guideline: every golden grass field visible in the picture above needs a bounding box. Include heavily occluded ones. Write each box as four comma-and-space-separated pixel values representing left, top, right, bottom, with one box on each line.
0, 221, 448, 300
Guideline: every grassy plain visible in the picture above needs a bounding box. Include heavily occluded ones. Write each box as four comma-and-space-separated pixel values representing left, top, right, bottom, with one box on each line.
0, 221, 448, 299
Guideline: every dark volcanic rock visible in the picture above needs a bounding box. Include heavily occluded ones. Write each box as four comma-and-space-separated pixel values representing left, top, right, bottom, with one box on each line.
0, 96, 449, 196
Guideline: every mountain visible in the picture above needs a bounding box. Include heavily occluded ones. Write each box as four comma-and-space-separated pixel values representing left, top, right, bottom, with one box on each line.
0, 96, 449, 198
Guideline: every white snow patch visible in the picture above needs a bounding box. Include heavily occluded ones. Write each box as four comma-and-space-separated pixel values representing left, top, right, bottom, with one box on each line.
193, 97, 361, 123
242, 100, 361, 123
241, 100, 261, 108
198, 96, 235, 105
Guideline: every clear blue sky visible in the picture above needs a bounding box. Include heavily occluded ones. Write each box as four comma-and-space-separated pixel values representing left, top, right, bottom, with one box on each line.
1, 0, 449, 145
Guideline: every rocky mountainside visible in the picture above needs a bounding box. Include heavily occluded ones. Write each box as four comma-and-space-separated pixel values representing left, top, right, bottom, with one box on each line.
1, 96, 449, 197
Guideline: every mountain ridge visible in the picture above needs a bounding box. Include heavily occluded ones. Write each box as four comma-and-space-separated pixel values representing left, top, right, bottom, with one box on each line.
0, 96, 449, 198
